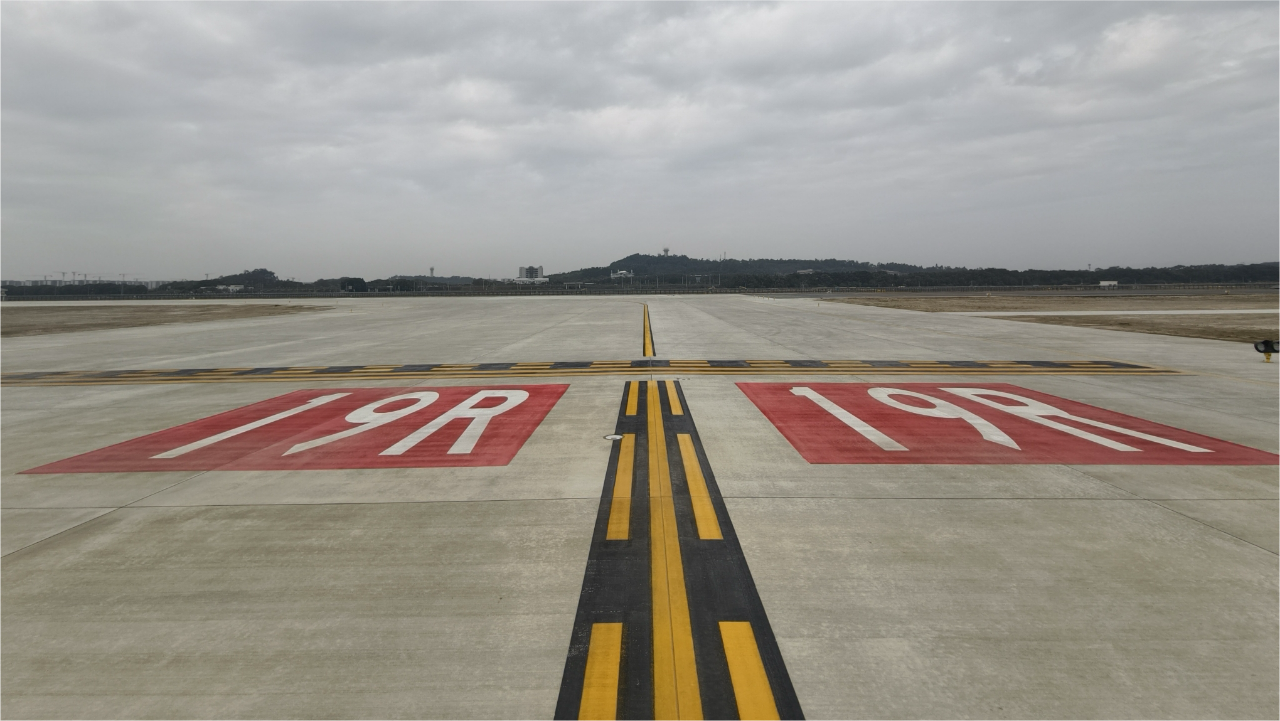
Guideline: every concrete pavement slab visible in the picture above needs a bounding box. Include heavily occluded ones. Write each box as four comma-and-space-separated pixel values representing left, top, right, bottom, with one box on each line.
728, 496, 1277, 719
2, 500, 596, 719
3, 294, 1275, 718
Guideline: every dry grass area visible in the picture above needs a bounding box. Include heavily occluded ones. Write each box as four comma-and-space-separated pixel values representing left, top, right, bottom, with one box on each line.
826, 293, 1278, 313
1, 303, 331, 338
1003, 313, 1279, 344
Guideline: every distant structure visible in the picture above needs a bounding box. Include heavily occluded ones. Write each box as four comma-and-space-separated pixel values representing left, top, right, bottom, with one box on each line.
1099, 280, 1118, 287
1, 278, 172, 289
513, 266, 548, 284
795, 269, 815, 275
610, 270, 633, 279
663, 247, 670, 256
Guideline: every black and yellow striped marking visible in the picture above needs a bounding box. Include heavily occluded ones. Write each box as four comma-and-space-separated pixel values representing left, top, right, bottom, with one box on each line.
555, 381, 802, 720
643, 305, 656, 358
0, 359, 1175, 386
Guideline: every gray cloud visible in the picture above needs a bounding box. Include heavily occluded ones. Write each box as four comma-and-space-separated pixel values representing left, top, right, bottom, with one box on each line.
3, 2, 1275, 281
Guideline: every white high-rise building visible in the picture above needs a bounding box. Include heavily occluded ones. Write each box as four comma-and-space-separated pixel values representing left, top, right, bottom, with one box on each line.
514, 266, 548, 284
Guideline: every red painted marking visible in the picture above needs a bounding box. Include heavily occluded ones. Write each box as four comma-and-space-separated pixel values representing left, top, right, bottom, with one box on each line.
738, 382, 1278, 465
23, 385, 567, 473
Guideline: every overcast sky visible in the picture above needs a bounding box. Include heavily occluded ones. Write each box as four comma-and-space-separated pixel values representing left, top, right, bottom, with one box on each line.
3, 2, 1276, 281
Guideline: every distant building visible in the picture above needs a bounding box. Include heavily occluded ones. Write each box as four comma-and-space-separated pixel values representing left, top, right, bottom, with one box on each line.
610, 270, 633, 279
513, 266, 549, 284
1099, 280, 1118, 287
215, 285, 245, 293
795, 269, 815, 275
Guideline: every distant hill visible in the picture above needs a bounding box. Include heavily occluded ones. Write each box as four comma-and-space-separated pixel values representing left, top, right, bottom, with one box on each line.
550, 254, 1279, 287
549, 253, 939, 281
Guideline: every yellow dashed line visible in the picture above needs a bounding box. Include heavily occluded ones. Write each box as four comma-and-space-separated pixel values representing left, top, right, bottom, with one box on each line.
579, 622, 624, 720
719, 622, 780, 720
677, 434, 721, 541
606, 434, 636, 541
665, 380, 684, 415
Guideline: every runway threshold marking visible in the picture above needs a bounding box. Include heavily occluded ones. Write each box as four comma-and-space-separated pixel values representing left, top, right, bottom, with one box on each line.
740, 382, 1279, 465
643, 305, 657, 357
0, 359, 1177, 386
22, 385, 569, 473
555, 381, 803, 720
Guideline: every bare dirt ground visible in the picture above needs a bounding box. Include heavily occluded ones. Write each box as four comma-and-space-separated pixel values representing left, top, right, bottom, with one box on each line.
0, 303, 331, 338
1003, 313, 1279, 344
826, 293, 1278, 313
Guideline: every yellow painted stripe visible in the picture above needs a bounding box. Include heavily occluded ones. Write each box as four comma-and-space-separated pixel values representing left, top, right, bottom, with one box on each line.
648, 382, 702, 720
676, 434, 721, 540
665, 379, 684, 415
626, 381, 640, 416
606, 434, 636, 540
579, 622, 624, 720
643, 305, 656, 357
718, 622, 780, 721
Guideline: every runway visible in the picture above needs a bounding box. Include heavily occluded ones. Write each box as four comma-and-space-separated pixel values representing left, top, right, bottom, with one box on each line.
2, 294, 1276, 718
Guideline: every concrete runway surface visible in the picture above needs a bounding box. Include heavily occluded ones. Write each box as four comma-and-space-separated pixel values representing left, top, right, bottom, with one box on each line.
2, 295, 1276, 719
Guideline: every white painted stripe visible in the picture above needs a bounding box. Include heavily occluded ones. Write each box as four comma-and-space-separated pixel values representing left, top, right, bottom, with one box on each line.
151, 393, 350, 458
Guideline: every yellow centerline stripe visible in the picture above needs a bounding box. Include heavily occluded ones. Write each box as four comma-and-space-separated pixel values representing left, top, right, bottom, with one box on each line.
719, 622, 780, 720
648, 382, 703, 720
677, 434, 722, 541
606, 434, 636, 541
643, 304, 656, 357
579, 622, 624, 720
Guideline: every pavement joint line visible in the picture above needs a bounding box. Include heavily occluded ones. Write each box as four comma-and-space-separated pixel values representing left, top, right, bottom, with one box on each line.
0, 510, 117, 558
1149, 499, 1278, 556
555, 380, 803, 720
1, 469, 212, 558
1058, 465, 1280, 556
14, 497, 1274, 510
0, 360, 1180, 386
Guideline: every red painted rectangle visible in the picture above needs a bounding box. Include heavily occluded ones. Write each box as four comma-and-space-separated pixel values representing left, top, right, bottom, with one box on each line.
24, 385, 567, 473
738, 382, 1277, 465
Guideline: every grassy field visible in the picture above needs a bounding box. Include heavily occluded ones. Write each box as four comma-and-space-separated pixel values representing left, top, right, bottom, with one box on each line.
1002, 312, 1278, 344
825, 293, 1277, 313
1, 303, 331, 337
826, 294, 1278, 343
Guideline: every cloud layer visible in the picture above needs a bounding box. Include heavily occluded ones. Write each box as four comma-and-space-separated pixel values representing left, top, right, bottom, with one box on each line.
3, 2, 1276, 280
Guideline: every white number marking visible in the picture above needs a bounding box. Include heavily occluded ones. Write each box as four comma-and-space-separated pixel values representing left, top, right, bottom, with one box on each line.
790, 386, 907, 451
151, 393, 351, 459
942, 388, 1210, 453
868, 387, 1020, 450
380, 389, 530, 456
283, 392, 440, 456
